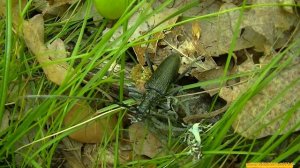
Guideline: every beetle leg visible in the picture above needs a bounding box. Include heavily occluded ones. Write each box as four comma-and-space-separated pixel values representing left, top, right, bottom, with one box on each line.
166, 84, 183, 96
128, 88, 143, 99
145, 52, 154, 73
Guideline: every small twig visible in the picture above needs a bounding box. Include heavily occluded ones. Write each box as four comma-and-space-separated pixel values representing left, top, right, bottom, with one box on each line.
150, 116, 186, 133
183, 104, 229, 123
176, 79, 249, 98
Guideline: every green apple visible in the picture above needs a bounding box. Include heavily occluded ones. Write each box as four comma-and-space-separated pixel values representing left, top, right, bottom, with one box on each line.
94, 0, 131, 20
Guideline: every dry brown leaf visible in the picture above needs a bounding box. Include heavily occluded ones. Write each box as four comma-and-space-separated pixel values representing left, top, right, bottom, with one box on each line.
46, 38, 71, 81
218, 46, 300, 139
50, 0, 78, 5
61, 138, 86, 168
238, 0, 298, 52
239, 27, 269, 52
33, 0, 78, 16
166, 0, 297, 61
163, 24, 218, 73
129, 123, 164, 158
106, 3, 179, 46
279, 0, 295, 13
244, 0, 297, 46
133, 45, 147, 65
14, 127, 45, 166
63, 102, 117, 143
82, 143, 132, 167
217, 42, 300, 139
23, 15, 45, 48
62, 3, 103, 22
0, 110, 9, 132
23, 14, 74, 85
232, 63, 300, 139
151, 32, 165, 50
199, 3, 252, 56
33, 0, 101, 21
192, 67, 229, 96
219, 57, 257, 102
0, 0, 26, 28
47, 38, 69, 60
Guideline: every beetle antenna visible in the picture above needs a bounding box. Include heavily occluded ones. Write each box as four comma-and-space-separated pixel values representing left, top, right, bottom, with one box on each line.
175, 55, 205, 83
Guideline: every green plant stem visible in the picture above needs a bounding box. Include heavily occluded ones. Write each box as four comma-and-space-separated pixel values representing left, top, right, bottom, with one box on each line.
0, 0, 12, 125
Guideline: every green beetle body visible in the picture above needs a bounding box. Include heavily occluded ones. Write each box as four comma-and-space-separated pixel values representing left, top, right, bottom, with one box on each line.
136, 54, 181, 117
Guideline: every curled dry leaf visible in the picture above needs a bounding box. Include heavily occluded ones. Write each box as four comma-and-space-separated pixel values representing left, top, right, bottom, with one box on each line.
129, 123, 164, 158
63, 102, 117, 143
23, 14, 74, 85
130, 64, 152, 92
133, 32, 165, 65
133, 45, 147, 66
23, 15, 117, 143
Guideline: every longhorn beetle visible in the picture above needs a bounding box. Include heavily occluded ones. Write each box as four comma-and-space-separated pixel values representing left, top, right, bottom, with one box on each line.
136, 54, 181, 119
